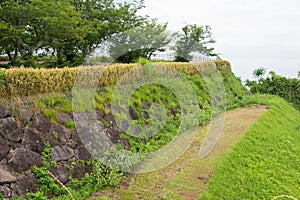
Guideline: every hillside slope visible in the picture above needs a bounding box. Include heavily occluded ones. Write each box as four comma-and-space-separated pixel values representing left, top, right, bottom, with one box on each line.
200, 95, 300, 199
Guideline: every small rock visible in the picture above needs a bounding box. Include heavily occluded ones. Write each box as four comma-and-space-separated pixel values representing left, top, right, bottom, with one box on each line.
71, 131, 81, 145
22, 128, 48, 154
0, 117, 23, 143
104, 114, 115, 126
31, 113, 52, 133
107, 126, 121, 143
8, 147, 42, 173
6, 140, 21, 150
18, 108, 33, 125
49, 165, 69, 184
142, 112, 150, 119
118, 138, 130, 150
0, 136, 9, 161
77, 145, 92, 161
96, 109, 105, 120
0, 184, 11, 199
71, 164, 92, 179
0, 159, 7, 165
141, 100, 150, 110
51, 146, 74, 161
66, 139, 77, 149
11, 172, 38, 198
0, 167, 16, 184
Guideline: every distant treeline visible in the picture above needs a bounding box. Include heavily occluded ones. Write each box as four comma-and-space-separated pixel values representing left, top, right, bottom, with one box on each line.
246, 70, 300, 109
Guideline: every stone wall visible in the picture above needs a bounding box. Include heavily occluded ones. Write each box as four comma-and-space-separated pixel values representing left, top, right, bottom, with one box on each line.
0, 106, 94, 199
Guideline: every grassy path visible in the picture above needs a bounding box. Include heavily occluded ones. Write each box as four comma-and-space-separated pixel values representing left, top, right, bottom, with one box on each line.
89, 105, 268, 200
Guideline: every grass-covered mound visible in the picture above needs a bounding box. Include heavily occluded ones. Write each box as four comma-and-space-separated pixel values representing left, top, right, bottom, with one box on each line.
0, 61, 251, 200
199, 95, 300, 199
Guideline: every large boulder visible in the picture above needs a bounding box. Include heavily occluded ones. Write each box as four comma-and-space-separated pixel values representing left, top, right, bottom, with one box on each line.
22, 128, 49, 154
50, 124, 71, 145
11, 172, 38, 198
31, 113, 52, 133
8, 147, 42, 173
0, 117, 23, 143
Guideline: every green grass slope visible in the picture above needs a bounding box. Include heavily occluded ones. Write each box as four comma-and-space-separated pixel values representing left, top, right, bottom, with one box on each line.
199, 95, 300, 199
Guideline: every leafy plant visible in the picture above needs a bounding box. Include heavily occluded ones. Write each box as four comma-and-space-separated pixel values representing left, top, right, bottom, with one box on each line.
172, 24, 218, 62
30, 143, 66, 197
63, 121, 76, 129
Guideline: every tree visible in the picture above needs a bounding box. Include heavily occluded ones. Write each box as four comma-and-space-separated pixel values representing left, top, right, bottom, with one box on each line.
108, 19, 171, 63
246, 70, 300, 109
0, 0, 84, 67
252, 67, 266, 81
248, 67, 266, 93
69, 0, 145, 66
0, 0, 146, 67
172, 24, 217, 62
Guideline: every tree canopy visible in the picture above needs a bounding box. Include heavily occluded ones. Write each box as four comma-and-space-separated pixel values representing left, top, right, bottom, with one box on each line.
108, 19, 171, 63
246, 70, 300, 109
172, 24, 218, 62
0, 1, 219, 67
0, 0, 145, 67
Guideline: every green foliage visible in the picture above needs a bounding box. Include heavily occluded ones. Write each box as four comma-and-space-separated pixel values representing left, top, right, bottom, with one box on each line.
0, 0, 84, 67
0, 0, 145, 67
36, 94, 72, 123
252, 67, 266, 80
11, 197, 24, 200
135, 57, 151, 65
63, 121, 76, 130
246, 70, 300, 109
109, 19, 170, 63
0, 192, 3, 200
200, 95, 300, 199
53, 132, 59, 141
101, 119, 110, 128
27, 144, 124, 200
173, 24, 218, 62
30, 143, 65, 198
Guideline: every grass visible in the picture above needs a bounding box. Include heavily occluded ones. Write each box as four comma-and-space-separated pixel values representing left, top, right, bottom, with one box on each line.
90, 104, 268, 199
199, 95, 300, 199
90, 95, 300, 200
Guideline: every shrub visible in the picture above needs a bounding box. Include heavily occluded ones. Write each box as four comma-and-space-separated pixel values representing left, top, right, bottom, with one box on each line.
0, 61, 235, 99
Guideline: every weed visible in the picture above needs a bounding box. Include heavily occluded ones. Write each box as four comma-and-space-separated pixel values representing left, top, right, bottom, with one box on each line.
63, 121, 76, 129
53, 132, 59, 141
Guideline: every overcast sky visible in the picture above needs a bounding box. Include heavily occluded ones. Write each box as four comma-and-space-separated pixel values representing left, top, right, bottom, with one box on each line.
138, 0, 300, 81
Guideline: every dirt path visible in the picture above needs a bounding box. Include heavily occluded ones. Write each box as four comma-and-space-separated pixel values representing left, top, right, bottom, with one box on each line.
89, 105, 268, 200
